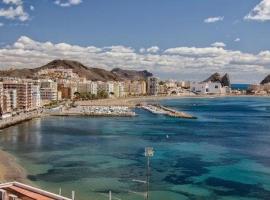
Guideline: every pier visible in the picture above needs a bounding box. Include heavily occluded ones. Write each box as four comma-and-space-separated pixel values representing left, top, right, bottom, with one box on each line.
141, 104, 196, 119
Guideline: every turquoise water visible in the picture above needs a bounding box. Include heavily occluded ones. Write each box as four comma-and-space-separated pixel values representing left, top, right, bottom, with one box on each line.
1, 97, 270, 200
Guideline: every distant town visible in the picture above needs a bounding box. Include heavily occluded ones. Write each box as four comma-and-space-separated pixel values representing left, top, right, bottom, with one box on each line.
0, 59, 269, 122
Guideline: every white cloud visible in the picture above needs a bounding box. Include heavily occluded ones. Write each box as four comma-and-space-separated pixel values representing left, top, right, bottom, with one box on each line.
0, 22, 4, 26
139, 48, 145, 53
244, 0, 270, 22
54, 0, 82, 7
3, 0, 22, 5
211, 42, 226, 48
146, 46, 160, 53
30, 5, 34, 11
0, 36, 270, 83
204, 16, 224, 23
234, 38, 240, 42
0, 0, 29, 21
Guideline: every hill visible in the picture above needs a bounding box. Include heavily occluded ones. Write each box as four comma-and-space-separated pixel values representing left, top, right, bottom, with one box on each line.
0, 59, 152, 81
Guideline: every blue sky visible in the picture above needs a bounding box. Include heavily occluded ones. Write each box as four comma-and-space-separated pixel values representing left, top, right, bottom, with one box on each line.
0, 0, 270, 83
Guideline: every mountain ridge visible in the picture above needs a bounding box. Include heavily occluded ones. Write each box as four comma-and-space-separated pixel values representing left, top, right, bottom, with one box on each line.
0, 59, 153, 81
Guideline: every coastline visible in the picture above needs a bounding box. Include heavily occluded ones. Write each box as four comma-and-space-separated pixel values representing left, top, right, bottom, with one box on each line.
0, 149, 28, 184
0, 94, 269, 190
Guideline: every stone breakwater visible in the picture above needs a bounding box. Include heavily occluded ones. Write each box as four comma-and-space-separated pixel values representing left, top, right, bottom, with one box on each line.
47, 105, 137, 117
141, 104, 196, 119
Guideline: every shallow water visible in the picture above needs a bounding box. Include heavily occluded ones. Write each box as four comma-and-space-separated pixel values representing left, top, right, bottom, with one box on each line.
1, 97, 270, 200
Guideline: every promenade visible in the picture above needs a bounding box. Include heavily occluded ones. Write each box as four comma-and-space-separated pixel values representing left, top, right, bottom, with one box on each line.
0, 110, 41, 130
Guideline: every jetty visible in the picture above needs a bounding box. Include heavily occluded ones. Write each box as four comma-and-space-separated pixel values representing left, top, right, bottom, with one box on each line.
141, 104, 196, 119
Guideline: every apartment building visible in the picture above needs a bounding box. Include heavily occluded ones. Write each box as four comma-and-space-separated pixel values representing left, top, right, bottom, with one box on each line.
3, 81, 33, 111
40, 80, 58, 101
147, 77, 159, 96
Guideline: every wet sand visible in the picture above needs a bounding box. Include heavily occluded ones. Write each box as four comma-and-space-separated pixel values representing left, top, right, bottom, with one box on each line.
0, 149, 27, 183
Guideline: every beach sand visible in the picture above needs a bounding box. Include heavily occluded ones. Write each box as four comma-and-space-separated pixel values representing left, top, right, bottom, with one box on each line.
0, 149, 27, 183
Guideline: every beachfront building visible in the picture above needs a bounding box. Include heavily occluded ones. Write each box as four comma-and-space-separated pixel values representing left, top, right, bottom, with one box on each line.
32, 85, 41, 108
7, 89, 17, 110
77, 81, 98, 95
190, 82, 230, 95
147, 77, 159, 96
113, 82, 125, 98
40, 80, 58, 101
3, 81, 33, 111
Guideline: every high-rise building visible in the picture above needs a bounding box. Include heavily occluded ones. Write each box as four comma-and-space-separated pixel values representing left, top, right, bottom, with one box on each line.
32, 85, 41, 108
147, 77, 159, 95
40, 80, 58, 101
3, 81, 33, 110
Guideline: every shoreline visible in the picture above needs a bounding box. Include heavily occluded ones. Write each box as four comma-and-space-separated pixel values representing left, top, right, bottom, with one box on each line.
0, 149, 28, 184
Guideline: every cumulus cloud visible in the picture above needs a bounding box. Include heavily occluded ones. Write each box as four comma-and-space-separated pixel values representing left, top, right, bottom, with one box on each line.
0, 22, 4, 26
234, 38, 241, 42
0, 36, 270, 83
211, 42, 226, 48
0, 0, 29, 21
54, 0, 82, 7
204, 16, 224, 23
146, 46, 160, 53
244, 0, 270, 22
30, 5, 34, 11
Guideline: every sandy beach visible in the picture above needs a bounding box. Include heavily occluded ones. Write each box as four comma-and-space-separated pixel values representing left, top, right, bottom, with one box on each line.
0, 149, 27, 183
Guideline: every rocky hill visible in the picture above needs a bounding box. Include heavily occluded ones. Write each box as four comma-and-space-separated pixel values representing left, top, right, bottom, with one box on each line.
260, 74, 270, 85
203, 72, 231, 87
111, 68, 152, 81
0, 59, 152, 81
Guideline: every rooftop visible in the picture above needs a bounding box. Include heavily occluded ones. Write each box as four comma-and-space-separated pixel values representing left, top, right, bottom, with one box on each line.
0, 182, 72, 200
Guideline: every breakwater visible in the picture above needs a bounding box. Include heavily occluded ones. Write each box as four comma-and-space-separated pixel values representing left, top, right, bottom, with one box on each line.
141, 104, 196, 119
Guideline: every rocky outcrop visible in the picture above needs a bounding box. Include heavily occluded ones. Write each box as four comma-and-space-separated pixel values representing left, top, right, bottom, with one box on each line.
260, 75, 270, 85
203, 73, 231, 87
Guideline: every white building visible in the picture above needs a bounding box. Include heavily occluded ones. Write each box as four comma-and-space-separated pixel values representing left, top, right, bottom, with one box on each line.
39, 80, 58, 101
147, 77, 159, 95
190, 82, 230, 95
32, 85, 41, 108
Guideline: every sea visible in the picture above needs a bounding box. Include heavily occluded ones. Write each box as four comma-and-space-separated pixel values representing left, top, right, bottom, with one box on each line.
1, 96, 270, 200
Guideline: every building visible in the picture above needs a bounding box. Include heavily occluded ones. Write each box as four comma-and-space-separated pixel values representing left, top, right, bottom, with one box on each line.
32, 85, 41, 108
0, 182, 72, 200
147, 77, 159, 95
77, 81, 98, 95
3, 81, 33, 111
113, 82, 125, 98
40, 80, 58, 101
190, 82, 230, 95
7, 89, 17, 110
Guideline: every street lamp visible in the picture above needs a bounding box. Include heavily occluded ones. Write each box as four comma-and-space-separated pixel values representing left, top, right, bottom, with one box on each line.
145, 147, 154, 200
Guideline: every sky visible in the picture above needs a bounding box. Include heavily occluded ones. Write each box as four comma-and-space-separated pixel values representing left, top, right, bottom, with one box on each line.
0, 0, 270, 83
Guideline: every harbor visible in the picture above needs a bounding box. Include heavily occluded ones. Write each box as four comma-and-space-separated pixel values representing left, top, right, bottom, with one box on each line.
47, 105, 137, 117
